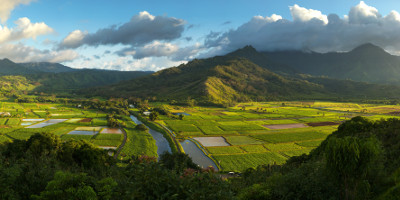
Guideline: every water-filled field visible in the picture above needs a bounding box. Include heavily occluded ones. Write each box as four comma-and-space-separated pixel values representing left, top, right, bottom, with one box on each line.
155, 101, 400, 171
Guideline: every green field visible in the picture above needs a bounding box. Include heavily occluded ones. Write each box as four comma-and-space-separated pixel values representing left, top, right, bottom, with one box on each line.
213, 153, 287, 172
3, 100, 400, 172
158, 101, 399, 171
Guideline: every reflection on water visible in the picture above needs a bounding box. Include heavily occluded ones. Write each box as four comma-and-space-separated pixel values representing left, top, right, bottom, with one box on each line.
180, 139, 219, 171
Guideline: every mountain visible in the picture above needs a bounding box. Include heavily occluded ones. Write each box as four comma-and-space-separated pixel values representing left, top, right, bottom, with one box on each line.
20, 62, 77, 73
264, 43, 400, 85
89, 51, 400, 105
25, 69, 153, 94
0, 59, 40, 75
225, 46, 297, 74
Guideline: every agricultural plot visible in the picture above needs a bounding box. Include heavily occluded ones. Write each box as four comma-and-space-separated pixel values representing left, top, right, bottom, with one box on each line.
193, 136, 230, 147
26, 119, 67, 128
197, 125, 225, 135
214, 153, 287, 172
67, 130, 98, 135
240, 145, 269, 153
61, 134, 94, 141
252, 131, 328, 143
6, 118, 20, 126
282, 148, 314, 157
0, 135, 11, 143
101, 128, 123, 134
0, 118, 8, 125
263, 143, 304, 152
263, 123, 308, 129
296, 140, 324, 147
206, 146, 244, 154
224, 136, 264, 145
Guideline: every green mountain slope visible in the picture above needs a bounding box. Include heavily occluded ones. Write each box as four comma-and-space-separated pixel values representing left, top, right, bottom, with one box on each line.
20, 62, 77, 73
27, 69, 153, 94
0, 59, 40, 75
264, 43, 400, 85
89, 48, 400, 105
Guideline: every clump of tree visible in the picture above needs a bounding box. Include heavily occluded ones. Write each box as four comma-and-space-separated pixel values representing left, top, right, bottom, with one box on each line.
135, 124, 148, 131
0, 132, 233, 199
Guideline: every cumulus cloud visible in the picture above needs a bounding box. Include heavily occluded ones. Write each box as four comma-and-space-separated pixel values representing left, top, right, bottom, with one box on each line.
0, 17, 53, 43
118, 41, 179, 59
205, 1, 400, 55
59, 11, 185, 49
0, 43, 78, 63
0, 0, 34, 24
68, 56, 185, 71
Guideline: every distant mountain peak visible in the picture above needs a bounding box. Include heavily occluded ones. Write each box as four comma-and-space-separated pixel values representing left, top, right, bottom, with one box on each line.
228, 45, 258, 56
350, 43, 388, 55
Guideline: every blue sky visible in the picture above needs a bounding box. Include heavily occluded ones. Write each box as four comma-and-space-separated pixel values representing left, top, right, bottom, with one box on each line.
2, 0, 400, 71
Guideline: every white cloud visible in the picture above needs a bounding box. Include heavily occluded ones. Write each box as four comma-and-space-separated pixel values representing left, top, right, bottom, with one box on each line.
60, 30, 87, 49
348, 1, 381, 24
0, 43, 78, 63
59, 11, 185, 49
0, 17, 53, 44
0, 0, 34, 24
68, 56, 185, 71
122, 41, 179, 59
290, 4, 328, 24
205, 2, 400, 55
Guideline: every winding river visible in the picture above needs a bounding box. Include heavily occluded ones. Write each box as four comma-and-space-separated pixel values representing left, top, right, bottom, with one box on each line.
130, 115, 171, 157
130, 115, 219, 170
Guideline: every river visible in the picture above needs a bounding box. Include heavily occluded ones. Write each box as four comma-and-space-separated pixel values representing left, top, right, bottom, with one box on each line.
130, 115, 171, 157
130, 115, 219, 170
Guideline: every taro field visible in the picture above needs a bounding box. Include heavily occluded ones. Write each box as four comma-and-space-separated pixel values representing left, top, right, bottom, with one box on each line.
0, 101, 157, 159
155, 101, 400, 172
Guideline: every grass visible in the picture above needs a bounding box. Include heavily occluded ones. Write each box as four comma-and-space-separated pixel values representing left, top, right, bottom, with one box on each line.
240, 145, 269, 153
119, 120, 157, 159
61, 134, 94, 141
252, 130, 328, 143
75, 127, 103, 131
213, 152, 287, 172
0, 118, 7, 125
206, 146, 245, 155
6, 118, 20, 126
167, 124, 200, 133
282, 148, 313, 157
0, 135, 11, 143
94, 133, 122, 140
92, 139, 121, 147
296, 140, 324, 147
224, 136, 264, 145
219, 124, 265, 131
263, 143, 304, 152
197, 125, 225, 135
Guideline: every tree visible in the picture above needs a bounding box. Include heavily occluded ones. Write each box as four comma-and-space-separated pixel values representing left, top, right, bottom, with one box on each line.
32, 171, 97, 200
159, 152, 199, 173
149, 111, 159, 121
136, 124, 148, 131
325, 136, 382, 200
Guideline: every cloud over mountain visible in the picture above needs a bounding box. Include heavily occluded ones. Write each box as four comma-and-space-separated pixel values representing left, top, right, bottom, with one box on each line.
59, 11, 185, 49
0, 43, 78, 63
205, 1, 400, 55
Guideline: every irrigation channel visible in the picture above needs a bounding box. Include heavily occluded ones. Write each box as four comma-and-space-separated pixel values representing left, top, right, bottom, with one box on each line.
130, 115, 219, 170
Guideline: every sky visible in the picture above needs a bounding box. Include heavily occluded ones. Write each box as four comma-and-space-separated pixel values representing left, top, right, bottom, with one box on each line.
1, 0, 400, 71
